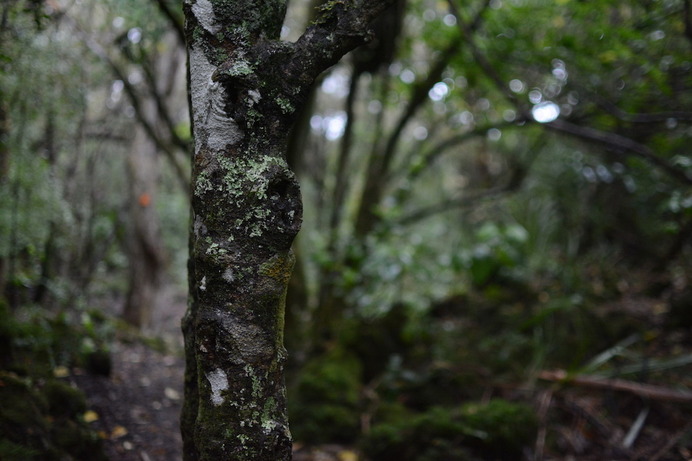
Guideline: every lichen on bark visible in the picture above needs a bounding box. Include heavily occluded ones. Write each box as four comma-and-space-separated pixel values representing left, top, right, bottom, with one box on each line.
181, 0, 395, 459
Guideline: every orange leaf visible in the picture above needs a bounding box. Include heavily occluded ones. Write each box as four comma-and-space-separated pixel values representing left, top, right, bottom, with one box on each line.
138, 193, 152, 207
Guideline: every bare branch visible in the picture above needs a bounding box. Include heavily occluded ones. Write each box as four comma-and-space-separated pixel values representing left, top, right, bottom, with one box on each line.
544, 118, 692, 185
684, 0, 692, 44
354, 35, 462, 236
55, 8, 191, 191
394, 182, 519, 226
395, 120, 522, 183
380, 36, 462, 181
447, 0, 526, 114
540, 369, 692, 403
583, 87, 692, 124
135, 47, 191, 154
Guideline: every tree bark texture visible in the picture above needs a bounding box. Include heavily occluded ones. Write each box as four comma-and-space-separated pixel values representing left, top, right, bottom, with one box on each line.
181, 0, 394, 459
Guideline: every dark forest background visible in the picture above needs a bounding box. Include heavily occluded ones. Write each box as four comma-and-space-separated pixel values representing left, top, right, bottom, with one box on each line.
1, 0, 691, 459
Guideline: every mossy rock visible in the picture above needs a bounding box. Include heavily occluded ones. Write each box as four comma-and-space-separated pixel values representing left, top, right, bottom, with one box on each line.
361, 400, 537, 461
343, 303, 411, 382
380, 364, 481, 411
361, 406, 477, 461
294, 347, 362, 404
460, 399, 537, 458
370, 401, 411, 425
50, 420, 105, 460
0, 306, 109, 460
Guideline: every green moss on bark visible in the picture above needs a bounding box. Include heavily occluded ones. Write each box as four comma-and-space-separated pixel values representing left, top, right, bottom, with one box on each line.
182, 0, 396, 458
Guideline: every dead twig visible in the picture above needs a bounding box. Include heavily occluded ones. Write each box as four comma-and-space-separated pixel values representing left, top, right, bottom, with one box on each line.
539, 370, 692, 403
533, 389, 553, 461
622, 406, 649, 449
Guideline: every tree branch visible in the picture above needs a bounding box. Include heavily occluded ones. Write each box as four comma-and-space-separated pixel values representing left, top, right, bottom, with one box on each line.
583, 86, 692, 123
57, 8, 190, 191
292, 0, 397, 86
447, 0, 526, 114
380, 35, 463, 182
540, 369, 692, 403
328, 72, 360, 234
353, 34, 462, 237
151, 0, 185, 45
394, 120, 522, 184
135, 46, 191, 154
106, 60, 190, 191
543, 118, 692, 185
394, 182, 518, 226
684, 0, 692, 44
448, 0, 692, 186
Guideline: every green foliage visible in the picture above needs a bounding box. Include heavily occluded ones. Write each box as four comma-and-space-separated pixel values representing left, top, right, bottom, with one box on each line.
1, 302, 113, 377
361, 400, 537, 461
463, 222, 528, 288
459, 399, 537, 455
0, 371, 105, 461
0, 373, 49, 448
0, 301, 109, 460
288, 347, 363, 443
0, 155, 64, 282
0, 438, 41, 461
43, 380, 87, 418
362, 406, 473, 461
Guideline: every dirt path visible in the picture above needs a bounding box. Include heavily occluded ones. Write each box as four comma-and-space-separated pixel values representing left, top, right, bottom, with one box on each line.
69, 283, 187, 460
69, 279, 348, 461
72, 341, 185, 461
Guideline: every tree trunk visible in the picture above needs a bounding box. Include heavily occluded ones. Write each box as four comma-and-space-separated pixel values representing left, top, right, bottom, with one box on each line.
122, 122, 165, 328
181, 0, 394, 459
0, 98, 9, 299
120, 30, 187, 328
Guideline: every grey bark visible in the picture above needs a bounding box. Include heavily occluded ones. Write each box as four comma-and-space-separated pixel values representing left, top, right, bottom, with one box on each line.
181, 0, 394, 459
122, 32, 186, 328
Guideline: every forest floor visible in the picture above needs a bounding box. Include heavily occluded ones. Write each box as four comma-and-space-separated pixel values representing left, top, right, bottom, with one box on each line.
68, 284, 351, 461
67, 282, 692, 461
70, 284, 187, 461
71, 341, 185, 461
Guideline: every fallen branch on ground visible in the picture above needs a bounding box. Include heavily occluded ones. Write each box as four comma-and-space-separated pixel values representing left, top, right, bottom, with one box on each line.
539, 370, 692, 403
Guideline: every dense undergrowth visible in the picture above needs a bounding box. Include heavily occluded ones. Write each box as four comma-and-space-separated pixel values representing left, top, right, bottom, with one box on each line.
1, 256, 690, 460
288, 257, 692, 460
0, 301, 112, 460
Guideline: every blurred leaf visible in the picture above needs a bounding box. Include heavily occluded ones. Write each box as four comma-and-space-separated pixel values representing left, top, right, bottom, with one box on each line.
83, 410, 99, 423
110, 425, 128, 439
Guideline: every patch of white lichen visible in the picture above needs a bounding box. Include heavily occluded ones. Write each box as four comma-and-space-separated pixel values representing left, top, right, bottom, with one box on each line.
206, 368, 229, 406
